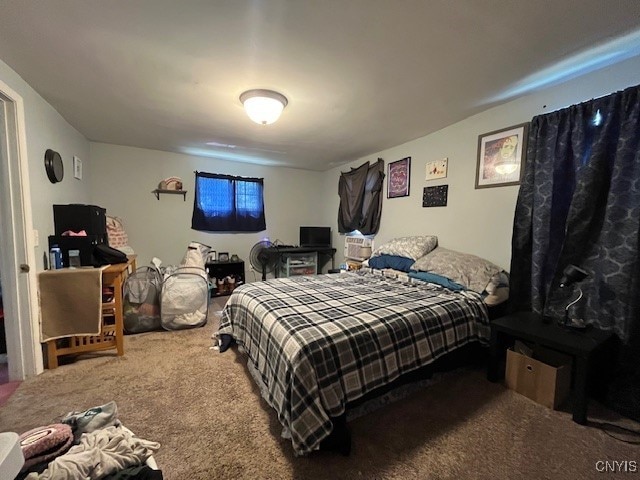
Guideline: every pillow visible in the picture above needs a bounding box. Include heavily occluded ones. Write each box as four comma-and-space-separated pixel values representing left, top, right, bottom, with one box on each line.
411, 247, 502, 294
368, 254, 416, 272
408, 271, 466, 291
372, 236, 438, 260
483, 271, 510, 306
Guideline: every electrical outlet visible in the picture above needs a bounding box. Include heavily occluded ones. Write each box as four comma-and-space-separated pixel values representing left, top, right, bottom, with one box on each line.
33, 229, 39, 247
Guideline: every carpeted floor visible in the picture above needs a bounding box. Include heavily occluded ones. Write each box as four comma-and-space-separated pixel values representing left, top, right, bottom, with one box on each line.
0, 298, 638, 479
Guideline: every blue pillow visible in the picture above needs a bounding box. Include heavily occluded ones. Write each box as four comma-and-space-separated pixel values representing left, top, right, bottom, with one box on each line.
368, 254, 416, 272
408, 271, 466, 291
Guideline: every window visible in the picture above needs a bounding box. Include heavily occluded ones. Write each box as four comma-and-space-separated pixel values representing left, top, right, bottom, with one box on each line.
191, 172, 266, 232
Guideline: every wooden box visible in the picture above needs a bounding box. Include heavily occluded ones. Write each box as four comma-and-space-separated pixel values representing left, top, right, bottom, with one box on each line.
505, 348, 571, 409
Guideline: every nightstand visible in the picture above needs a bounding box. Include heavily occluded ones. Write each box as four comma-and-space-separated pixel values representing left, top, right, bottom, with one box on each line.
487, 311, 616, 424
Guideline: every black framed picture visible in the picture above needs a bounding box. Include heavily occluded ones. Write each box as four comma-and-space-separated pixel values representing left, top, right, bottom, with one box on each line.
218, 252, 229, 262
387, 157, 411, 198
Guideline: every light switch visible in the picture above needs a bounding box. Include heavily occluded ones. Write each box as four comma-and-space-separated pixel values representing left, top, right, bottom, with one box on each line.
33, 229, 39, 247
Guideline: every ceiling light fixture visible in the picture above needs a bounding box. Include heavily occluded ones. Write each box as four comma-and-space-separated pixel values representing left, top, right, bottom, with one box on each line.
240, 89, 288, 125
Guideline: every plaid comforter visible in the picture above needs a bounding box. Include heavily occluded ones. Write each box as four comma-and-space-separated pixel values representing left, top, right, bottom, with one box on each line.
218, 271, 489, 455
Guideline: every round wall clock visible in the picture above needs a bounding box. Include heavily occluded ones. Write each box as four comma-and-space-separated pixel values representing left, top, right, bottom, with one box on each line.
44, 149, 64, 183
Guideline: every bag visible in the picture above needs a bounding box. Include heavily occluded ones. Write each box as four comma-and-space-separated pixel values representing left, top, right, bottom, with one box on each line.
106, 215, 129, 249
93, 244, 128, 266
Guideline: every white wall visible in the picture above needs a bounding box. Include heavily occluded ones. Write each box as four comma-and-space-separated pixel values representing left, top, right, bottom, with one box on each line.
322, 56, 640, 271
0, 58, 92, 271
89, 143, 325, 280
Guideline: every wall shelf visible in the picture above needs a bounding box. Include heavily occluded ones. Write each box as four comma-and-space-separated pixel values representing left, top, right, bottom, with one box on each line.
152, 189, 187, 201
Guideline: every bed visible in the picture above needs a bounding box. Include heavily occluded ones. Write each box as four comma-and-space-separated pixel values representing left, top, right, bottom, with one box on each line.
217, 237, 507, 455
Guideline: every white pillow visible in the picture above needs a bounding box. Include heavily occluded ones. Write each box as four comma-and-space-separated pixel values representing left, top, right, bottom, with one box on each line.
411, 247, 502, 294
372, 236, 438, 260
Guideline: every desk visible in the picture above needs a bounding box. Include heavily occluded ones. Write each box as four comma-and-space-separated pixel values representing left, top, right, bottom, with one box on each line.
43, 256, 136, 368
261, 247, 336, 280
488, 311, 615, 424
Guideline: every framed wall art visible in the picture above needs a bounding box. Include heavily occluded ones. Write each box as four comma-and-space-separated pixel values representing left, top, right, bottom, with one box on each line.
475, 123, 528, 189
426, 158, 447, 180
422, 185, 448, 207
73, 156, 82, 180
387, 156, 411, 198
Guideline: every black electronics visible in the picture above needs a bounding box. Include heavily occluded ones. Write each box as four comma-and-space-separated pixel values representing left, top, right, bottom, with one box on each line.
299, 226, 331, 248
48, 235, 105, 267
53, 204, 107, 238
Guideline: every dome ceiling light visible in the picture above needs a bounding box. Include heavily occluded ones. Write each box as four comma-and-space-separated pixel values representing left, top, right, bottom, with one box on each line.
240, 89, 288, 125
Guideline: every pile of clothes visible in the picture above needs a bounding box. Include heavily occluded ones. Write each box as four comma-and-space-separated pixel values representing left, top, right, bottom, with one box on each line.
16, 401, 161, 479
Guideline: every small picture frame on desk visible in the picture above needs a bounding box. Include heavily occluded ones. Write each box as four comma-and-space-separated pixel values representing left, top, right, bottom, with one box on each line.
218, 252, 229, 262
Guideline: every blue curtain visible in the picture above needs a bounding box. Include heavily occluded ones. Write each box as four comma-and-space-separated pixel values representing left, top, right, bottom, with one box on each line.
510, 84, 640, 420
191, 172, 266, 232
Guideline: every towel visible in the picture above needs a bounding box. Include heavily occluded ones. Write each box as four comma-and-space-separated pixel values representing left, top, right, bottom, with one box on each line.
38, 267, 105, 341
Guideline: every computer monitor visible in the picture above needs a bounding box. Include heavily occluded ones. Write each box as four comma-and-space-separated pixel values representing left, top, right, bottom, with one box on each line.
299, 226, 331, 248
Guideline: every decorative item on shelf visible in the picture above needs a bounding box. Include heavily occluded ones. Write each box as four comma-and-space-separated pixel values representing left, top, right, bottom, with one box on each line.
230, 254, 240, 262
476, 123, 529, 189
159, 177, 183, 191
207, 251, 217, 263
153, 176, 187, 200
559, 264, 590, 329
218, 252, 229, 262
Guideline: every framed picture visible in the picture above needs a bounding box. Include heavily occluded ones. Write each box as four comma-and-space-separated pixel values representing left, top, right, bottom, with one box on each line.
73, 156, 82, 180
218, 252, 229, 262
475, 123, 528, 189
387, 157, 411, 198
426, 158, 448, 180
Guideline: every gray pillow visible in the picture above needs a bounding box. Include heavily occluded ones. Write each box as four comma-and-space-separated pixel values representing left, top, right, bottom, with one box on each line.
372, 236, 438, 261
411, 247, 502, 294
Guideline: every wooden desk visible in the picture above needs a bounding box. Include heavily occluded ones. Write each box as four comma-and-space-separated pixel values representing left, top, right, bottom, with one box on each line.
44, 256, 136, 368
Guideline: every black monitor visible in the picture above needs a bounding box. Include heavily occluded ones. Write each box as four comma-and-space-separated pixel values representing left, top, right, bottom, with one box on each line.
300, 226, 331, 248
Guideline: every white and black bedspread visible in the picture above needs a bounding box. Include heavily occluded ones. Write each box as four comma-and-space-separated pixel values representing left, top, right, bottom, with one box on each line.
218, 270, 489, 455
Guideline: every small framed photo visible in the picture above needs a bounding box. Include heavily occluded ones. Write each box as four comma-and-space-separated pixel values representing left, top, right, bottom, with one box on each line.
73, 156, 83, 180
426, 158, 448, 180
218, 252, 229, 262
387, 157, 411, 198
476, 123, 528, 189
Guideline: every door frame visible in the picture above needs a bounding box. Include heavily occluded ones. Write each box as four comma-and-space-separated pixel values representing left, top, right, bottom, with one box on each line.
0, 79, 41, 380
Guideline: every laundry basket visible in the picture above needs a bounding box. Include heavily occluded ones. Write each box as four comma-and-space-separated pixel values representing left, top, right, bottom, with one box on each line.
159, 267, 209, 330
122, 266, 162, 334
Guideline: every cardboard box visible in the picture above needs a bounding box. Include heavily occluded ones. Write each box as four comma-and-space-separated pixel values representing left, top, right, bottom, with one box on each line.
505, 349, 571, 409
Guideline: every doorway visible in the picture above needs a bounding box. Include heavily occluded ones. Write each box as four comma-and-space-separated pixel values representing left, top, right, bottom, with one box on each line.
0, 79, 41, 387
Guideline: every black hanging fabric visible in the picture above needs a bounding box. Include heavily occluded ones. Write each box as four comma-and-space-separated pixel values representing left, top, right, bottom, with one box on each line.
510, 84, 640, 420
337, 158, 384, 235
191, 172, 266, 232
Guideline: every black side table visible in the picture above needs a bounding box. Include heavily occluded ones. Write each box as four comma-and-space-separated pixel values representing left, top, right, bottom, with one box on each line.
488, 311, 616, 425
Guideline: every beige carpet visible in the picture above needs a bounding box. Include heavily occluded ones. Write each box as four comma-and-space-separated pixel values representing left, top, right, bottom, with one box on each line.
1, 298, 638, 480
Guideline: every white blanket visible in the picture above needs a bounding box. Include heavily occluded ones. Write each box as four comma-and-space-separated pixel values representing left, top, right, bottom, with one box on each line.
26, 425, 160, 479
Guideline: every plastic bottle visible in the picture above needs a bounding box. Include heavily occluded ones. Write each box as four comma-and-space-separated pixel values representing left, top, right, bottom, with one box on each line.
49, 245, 62, 269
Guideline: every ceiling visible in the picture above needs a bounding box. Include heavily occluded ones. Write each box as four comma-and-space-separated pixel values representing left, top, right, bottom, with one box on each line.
1, 1, 639, 171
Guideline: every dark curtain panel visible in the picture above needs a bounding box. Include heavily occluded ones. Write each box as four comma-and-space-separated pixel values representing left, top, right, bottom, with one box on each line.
510, 84, 640, 420
337, 158, 385, 235
192, 172, 266, 232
